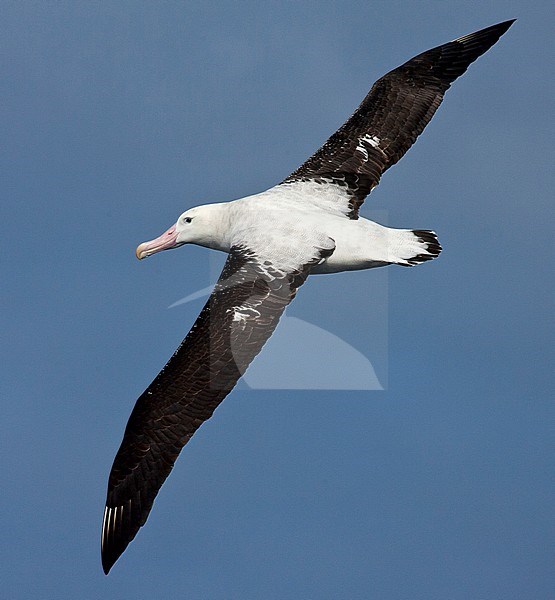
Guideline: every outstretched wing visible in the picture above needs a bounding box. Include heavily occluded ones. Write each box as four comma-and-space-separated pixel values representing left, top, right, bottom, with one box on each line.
281, 20, 515, 218
101, 241, 334, 574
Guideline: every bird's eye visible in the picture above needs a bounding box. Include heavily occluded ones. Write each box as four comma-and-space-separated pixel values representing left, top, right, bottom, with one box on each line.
183, 217, 192, 224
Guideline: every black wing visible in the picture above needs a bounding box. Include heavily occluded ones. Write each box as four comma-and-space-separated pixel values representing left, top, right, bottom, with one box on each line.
282, 20, 515, 218
101, 244, 333, 574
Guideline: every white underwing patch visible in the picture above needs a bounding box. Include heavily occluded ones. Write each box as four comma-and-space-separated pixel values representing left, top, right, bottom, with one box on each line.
356, 134, 381, 160
228, 305, 261, 324
356, 144, 369, 159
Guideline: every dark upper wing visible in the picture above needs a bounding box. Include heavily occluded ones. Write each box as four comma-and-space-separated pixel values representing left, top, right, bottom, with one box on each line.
281, 20, 515, 218
101, 243, 334, 574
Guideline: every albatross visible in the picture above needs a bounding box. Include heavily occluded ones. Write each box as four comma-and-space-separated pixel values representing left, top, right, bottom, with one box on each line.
101, 20, 514, 573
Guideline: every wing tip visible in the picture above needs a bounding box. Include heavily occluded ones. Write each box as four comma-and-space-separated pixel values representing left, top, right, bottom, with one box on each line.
455, 19, 516, 45
488, 18, 517, 31
102, 558, 113, 576
101, 505, 118, 574
101, 502, 134, 575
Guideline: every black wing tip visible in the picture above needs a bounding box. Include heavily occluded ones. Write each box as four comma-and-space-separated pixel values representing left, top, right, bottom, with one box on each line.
101, 541, 119, 575
499, 18, 517, 29
413, 18, 516, 89
455, 19, 516, 45
101, 502, 137, 575
101, 505, 119, 574
481, 18, 516, 31
101, 532, 126, 575
101, 536, 130, 575
102, 557, 113, 576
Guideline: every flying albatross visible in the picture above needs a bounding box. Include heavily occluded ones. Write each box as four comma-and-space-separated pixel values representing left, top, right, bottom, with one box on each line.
101, 20, 514, 573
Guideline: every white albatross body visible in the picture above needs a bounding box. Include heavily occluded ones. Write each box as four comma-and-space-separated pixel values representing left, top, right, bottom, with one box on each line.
156, 182, 439, 274
101, 20, 515, 574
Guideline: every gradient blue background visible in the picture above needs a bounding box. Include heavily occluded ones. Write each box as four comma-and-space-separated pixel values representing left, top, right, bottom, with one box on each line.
2, 2, 553, 598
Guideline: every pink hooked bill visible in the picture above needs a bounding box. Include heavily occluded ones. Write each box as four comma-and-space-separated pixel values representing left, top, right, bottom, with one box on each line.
135, 224, 179, 260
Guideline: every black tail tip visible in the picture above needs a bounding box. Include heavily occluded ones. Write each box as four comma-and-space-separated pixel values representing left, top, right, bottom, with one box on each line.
406, 230, 442, 266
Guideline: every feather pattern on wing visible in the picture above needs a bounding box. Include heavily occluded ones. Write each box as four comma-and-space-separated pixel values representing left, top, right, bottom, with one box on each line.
281, 20, 515, 218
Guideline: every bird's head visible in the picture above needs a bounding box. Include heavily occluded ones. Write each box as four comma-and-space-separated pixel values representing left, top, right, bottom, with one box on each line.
135, 204, 228, 259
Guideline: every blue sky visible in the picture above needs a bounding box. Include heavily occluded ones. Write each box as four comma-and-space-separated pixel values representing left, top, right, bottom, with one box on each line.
2, 1, 554, 598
